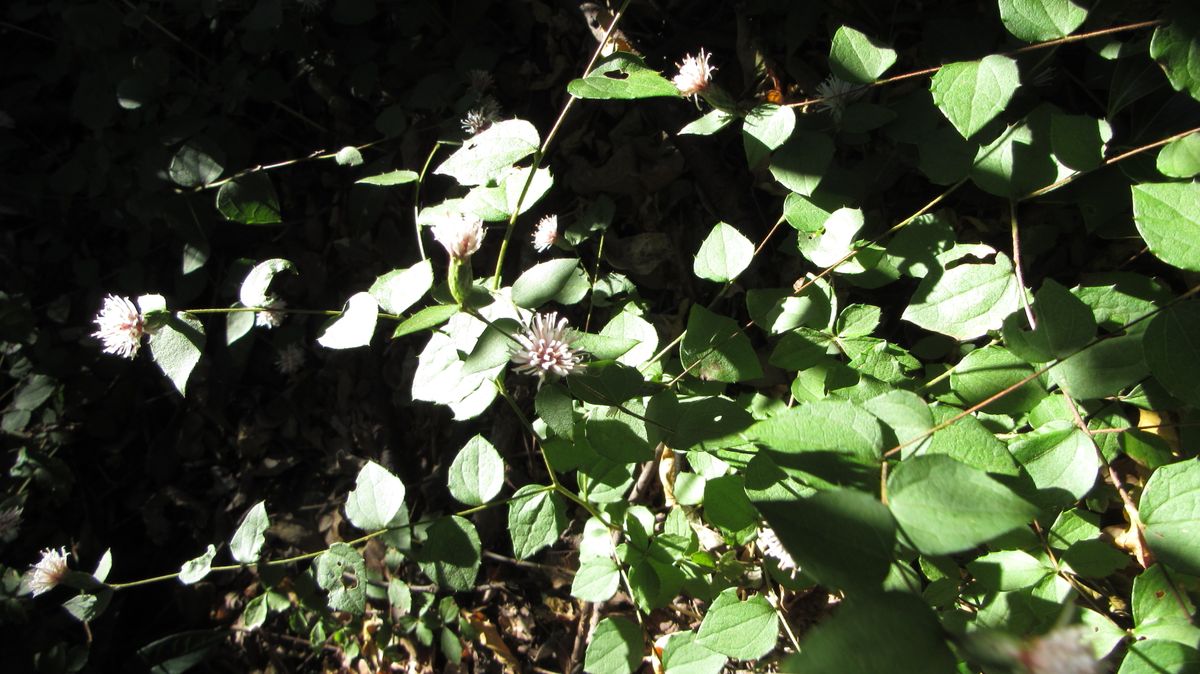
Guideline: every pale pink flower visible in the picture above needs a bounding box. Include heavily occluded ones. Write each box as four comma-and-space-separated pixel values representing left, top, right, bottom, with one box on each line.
432, 213, 486, 261
673, 49, 716, 98
255, 297, 286, 329
532, 215, 559, 253
26, 546, 70, 597
1020, 627, 1101, 674
816, 75, 865, 120
510, 312, 585, 381
275, 343, 305, 375
92, 294, 145, 359
461, 98, 500, 136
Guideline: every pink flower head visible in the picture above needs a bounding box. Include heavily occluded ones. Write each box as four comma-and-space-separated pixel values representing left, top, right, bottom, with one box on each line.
92, 294, 145, 359
532, 215, 559, 253
673, 49, 716, 98
432, 213, 486, 261
510, 312, 585, 381
26, 546, 70, 597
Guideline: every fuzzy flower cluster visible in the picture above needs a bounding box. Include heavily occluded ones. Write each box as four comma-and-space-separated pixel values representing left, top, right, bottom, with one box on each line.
815, 75, 865, 120
673, 49, 715, 98
92, 294, 145, 359
532, 215, 559, 253
757, 527, 797, 572
432, 213, 486, 261
461, 98, 501, 136
510, 312, 585, 382
255, 298, 287, 329
1019, 627, 1101, 674
25, 547, 70, 597
275, 343, 306, 375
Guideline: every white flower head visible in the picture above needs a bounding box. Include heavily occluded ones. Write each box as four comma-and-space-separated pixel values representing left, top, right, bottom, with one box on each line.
673, 49, 716, 98
461, 98, 501, 136
532, 215, 559, 253
26, 546, 70, 597
1020, 626, 1101, 674
757, 526, 797, 572
0, 506, 22, 543
255, 297, 286, 329
275, 343, 306, 375
510, 312, 585, 381
467, 69, 494, 94
432, 213, 486, 261
92, 294, 145, 359
815, 75, 865, 120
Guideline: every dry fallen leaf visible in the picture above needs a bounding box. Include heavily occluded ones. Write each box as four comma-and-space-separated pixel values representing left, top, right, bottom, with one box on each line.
468, 612, 522, 674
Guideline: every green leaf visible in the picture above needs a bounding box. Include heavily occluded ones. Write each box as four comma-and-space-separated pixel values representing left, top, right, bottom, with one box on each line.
783, 193, 830, 234
599, 309, 659, 367
970, 114, 1068, 198
1133, 182, 1200, 271
888, 455, 1039, 555
695, 588, 778, 660
584, 617, 644, 674
240, 258, 295, 308
137, 630, 226, 674
1157, 133, 1200, 178
315, 542, 366, 614
63, 589, 112, 623
836, 304, 881, 338
1050, 332, 1148, 400
344, 461, 407, 532
447, 435, 504, 506
1133, 564, 1197, 628
417, 516, 482, 591
680, 109, 736, 136
747, 285, 833, 335
758, 489, 896, 592
1004, 279, 1097, 362
1145, 302, 1200, 407
1051, 113, 1112, 172
512, 258, 581, 309
694, 222, 754, 283
660, 631, 727, 674
434, 119, 539, 186
586, 404, 652, 463
743, 104, 796, 167
1009, 421, 1100, 506
968, 550, 1052, 592
178, 545, 217, 585
462, 317, 521, 376
784, 592, 957, 673
752, 400, 884, 466
508, 484, 566, 560
1140, 459, 1200, 576
950, 345, 1046, 415
769, 130, 835, 196
568, 52, 679, 100
93, 549, 113, 583
679, 304, 763, 383
369, 260, 433, 315
317, 292, 379, 349
829, 25, 897, 83
216, 173, 282, 225
149, 313, 206, 396
356, 169, 419, 186
797, 208, 866, 271
568, 360, 644, 405
169, 141, 224, 187
930, 55, 1020, 139
571, 556, 621, 603
1117, 640, 1200, 674
998, 0, 1088, 42
393, 304, 459, 338
902, 250, 1021, 341
335, 146, 363, 166
230, 501, 269, 564
864, 389, 933, 456
1150, 14, 1200, 101
702, 475, 758, 532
